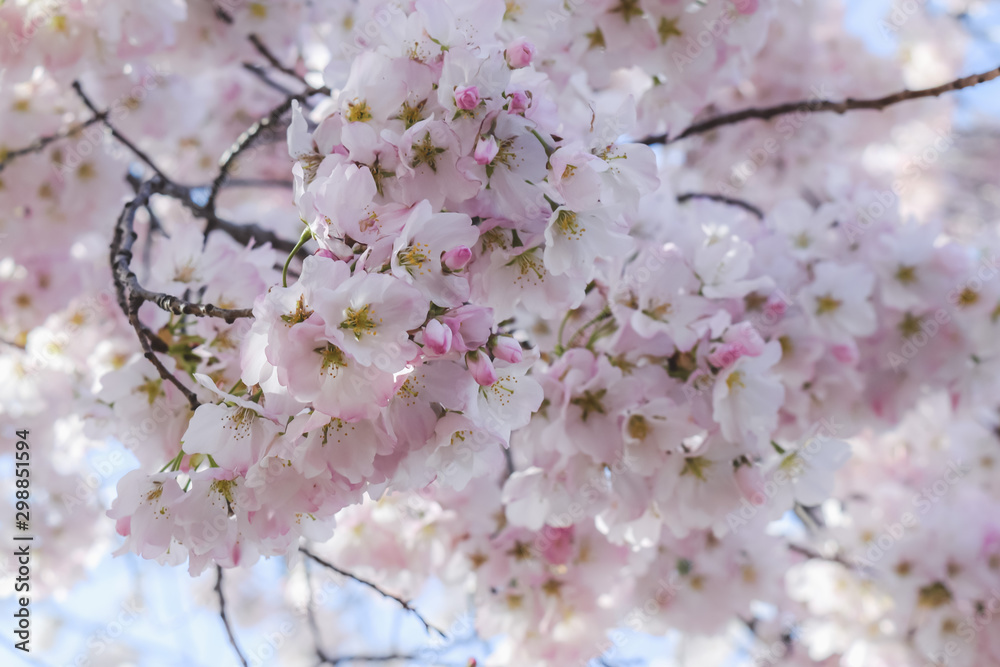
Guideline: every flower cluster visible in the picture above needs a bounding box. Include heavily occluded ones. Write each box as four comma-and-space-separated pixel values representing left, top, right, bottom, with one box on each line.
3, 0, 1000, 665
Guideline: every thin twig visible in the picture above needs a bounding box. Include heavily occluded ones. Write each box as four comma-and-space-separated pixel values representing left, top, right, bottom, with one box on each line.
676, 192, 764, 219
301, 547, 446, 639
0, 113, 107, 174
215, 565, 250, 667
788, 543, 856, 569
248, 33, 310, 87
225, 177, 296, 189
642, 64, 1000, 144
205, 87, 328, 213
111, 181, 202, 410
242, 62, 300, 97
112, 181, 255, 321
155, 179, 302, 254
319, 654, 417, 665
72, 81, 169, 180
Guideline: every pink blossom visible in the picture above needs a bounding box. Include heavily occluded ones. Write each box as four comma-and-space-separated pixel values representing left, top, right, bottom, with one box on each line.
540, 525, 575, 565
735, 464, 767, 505
506, 89, 529, 115
423, 319, 453, 355
491, 335, 522, 363
442, 245, 473, 271
466, 350, 499, 386
443, 305, 494, 352
454, 85, 480, 110
474, 135, 500, 165
505, 38, 535, 68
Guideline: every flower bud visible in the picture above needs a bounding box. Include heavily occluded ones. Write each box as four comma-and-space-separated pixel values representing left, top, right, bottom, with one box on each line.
831, 343, 857, 364
507, 90, 529, 115
491, 335, 523, 363
724, 321, 765, 356
735, 463, 767, 506
454, 85, 480, 110
444, 305, 494, 351
466, 350, 498, 386
506, 38, 536, 68
475, 135, 499, 165
423, 319, 452, 355
442, 245, 473, 271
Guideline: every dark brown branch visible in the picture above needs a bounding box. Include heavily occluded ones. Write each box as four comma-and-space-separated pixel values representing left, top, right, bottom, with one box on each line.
642, 64, 1000, 144
72, 81, 169, 180
788, 543, 856, 569
248, 33, 310, 87
225, 177, 296, 189
301, 547, 446, 639
111, 181, 201, 410
206, 87, 328, 212
319, 654, 417, 665
0, 112, 107, 174
155, 179, 302, 254
215, 565, 249, 667
676, 192, 764, 219
112, 182, 255, 322
243, 62, 300, 97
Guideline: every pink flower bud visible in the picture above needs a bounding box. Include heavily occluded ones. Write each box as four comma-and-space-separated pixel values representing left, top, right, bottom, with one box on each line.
454, 85, 480, 110
423, 319, 452, 355
505, 38, 535, 68
442, 245, 473, 271
724, 321, 765, 356
444, 305, 494, 351
507, 90, 529, 115
734, 0, 759, 14
314, 248, 336, 259
735, 464, 767, 506
466, 350, 498, 386
764, 292, 789, 320
831, 343, 857, 364
540, 525, 575, 565
491, 335, 522, 363
474, 135, 499, 165
708, 342, 742, 369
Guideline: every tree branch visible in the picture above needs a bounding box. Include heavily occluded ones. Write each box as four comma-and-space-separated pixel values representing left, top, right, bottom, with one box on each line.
111, 181, 202, 410
642, 64, 1000, 144
215, 565, 250, 667
319, 653, 417, 665
787, 543, 856, 570
155, 179, 302, 254
0, 112, 107, 174
676, 192, 764, 219
248, 32, 310, 87
205, 87, 327, 213
72, 81, 169, 180
300, 547, 446, 639
243, 62, 300, 97
112, 180, 255, 322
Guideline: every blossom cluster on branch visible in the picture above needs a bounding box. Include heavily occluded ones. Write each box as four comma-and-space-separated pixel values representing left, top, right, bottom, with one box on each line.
3, 0, 1000, 665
